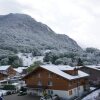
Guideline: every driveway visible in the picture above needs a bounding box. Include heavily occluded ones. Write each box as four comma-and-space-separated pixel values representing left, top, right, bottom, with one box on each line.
4, 94, 40, 100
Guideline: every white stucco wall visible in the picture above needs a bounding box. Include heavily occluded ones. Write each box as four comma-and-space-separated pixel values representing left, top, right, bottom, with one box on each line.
66, 85, 84, 99
27, 86, 84, 99
50, 89, 68, 99
47, 86, 84, 99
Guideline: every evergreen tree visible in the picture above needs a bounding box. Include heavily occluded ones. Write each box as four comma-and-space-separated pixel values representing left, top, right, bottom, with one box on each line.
77, 58, 83, 66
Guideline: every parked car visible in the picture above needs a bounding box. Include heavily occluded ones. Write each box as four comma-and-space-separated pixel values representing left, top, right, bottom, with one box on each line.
40, 95, 60, 100
6, 91, 12, 95
17, 91, 27, 96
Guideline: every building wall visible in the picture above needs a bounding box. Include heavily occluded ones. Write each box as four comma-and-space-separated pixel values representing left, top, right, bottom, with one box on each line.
25, 67, 69, 90
52, 85, 84, 99
7, 66, 17, 77
80, 67, 100, 84
66, 85, 84, 99
24, 67, 89, 99
0, 73, 7, 80
24, 67, 88, 90
64, 69, 78, 76
27, 86, 84, 100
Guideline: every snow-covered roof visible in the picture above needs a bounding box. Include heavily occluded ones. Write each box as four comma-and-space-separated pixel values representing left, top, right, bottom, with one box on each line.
40, 65, 89, 80
85, 65, 100, 71
14, 67, 27, 73
0, 65, 10, 71
12, 83, 19, 86
0, 79, 8, 83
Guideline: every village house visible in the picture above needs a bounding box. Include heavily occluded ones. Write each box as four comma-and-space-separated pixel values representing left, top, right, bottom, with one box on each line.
79, 65, 100, 86
23, 65, 89, 100
0, 65, 18, 78
0, 65, 25, 90
0, 71, 8, 87
0, 72, 8, 81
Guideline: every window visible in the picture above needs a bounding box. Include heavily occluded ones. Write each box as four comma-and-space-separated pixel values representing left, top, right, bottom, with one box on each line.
69, 81, 73, 86
74, 88, 77, 93
38, 73, 41, 78
77, 79, 80, 85
38, 81, 42, 86
69, 90, 73, 95
48, 72, 52, 78
48, 81, 53, 86
78, 86, 80, 90
38, 89, 42, 93
74, 80, 76, 84
48, 90, 53, 95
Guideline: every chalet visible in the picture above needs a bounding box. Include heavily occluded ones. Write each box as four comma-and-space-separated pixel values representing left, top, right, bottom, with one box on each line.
23, 65, 89, 100
0, 65, 18, 78
0, 72, 8, 88
0, 72, 8, 81
79, 65, 100, 85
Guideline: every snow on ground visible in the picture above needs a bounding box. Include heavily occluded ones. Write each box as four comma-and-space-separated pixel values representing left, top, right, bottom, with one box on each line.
82, 89, 100, 100
0, 90, 7, 96
90, 87, 96, 91
17, 53, 44, 66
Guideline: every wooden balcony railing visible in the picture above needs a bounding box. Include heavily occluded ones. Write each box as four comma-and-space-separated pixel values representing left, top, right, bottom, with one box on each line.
26, 85, 48, 89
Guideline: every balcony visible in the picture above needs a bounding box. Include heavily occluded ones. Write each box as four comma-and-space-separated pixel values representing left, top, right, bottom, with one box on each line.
26, 85, 48, 89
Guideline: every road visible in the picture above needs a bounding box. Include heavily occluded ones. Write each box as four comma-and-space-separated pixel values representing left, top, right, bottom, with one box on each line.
4, 94, 40, 100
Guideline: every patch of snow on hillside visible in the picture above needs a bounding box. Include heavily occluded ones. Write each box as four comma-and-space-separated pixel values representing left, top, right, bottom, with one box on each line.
90, 87, 96, 91
14, 67, 27, 73
17, 53, 44, 66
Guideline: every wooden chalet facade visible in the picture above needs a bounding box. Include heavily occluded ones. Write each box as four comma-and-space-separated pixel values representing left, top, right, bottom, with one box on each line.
23, 65, 89, 99
80, 65, 100, 85
0, 65, 17, 78
0, 72, 8, 80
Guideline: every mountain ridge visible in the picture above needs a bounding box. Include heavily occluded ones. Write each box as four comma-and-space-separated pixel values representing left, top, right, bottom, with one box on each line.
0, 13, 82, 53
1, 13, 100, 66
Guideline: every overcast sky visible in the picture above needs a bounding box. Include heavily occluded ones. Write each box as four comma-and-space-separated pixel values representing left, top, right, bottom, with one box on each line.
0, 0, 100, 49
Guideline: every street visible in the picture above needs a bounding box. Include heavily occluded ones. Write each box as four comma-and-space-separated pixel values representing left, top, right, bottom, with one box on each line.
4, 94, 40, 100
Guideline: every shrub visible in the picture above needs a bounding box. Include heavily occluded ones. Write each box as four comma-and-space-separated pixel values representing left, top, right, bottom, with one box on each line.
3, 85, 16, 90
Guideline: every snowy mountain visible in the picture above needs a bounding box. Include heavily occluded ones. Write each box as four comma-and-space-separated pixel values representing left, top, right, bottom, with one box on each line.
1, 13, 100, 66
0, 13, 82, 53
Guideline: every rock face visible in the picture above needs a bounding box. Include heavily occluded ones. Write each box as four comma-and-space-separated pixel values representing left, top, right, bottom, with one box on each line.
0, 13, 82, 52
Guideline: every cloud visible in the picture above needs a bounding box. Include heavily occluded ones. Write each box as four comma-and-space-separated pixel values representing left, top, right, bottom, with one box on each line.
0, 0, 100, 49
0, 0, 22, 14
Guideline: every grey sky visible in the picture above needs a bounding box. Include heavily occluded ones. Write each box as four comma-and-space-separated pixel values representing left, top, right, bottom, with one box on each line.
0, 0, 100, 49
